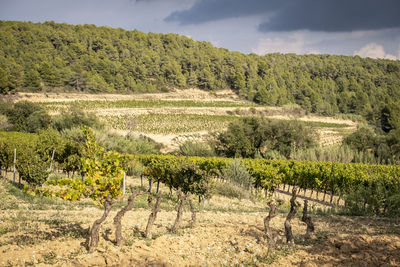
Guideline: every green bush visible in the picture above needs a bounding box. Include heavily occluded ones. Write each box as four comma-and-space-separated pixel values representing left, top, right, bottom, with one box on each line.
213, 181, 250, 200
221, 159, 253, 189
178, 140, 215, 157
35, 129, 66, 163
0, 130, 71, 185
51, 106, 102, 131
5, 101, 51, 132
344, 125, 377, 152
344, 125, 400, 165
96, 131, 161, 155
0, 131, 38, 172
16, 147, 49, 186
213, 117, 316, 159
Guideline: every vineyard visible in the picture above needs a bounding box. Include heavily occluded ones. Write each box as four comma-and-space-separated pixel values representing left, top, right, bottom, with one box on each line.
1, 16, 400, 266
102, 113, 237, 134
136, 154, 400, 214
1, 92, 399, 266
0, 125, 400, 265
1, 159, 400, 265
21, 90, 356, 150
39, 99, 255, 112
3, 130, 399, 214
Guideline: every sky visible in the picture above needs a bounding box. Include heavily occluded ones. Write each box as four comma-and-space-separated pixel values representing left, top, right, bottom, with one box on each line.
1, 0, 400, 60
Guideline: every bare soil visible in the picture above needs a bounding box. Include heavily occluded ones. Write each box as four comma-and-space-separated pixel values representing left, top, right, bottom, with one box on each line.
0, 177, 399, 267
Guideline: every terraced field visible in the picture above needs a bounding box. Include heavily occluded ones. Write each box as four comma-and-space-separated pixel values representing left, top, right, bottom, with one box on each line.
8, 89, 358, 150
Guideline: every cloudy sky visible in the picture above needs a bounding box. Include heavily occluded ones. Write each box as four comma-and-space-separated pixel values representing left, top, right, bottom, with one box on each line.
1, 0, 400, 60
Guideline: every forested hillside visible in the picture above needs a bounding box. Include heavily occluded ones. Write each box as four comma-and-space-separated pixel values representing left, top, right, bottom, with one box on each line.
1, 20, 400, 128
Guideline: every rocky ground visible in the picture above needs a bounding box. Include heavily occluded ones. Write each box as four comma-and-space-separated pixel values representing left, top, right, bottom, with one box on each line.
0, 175, 399, 267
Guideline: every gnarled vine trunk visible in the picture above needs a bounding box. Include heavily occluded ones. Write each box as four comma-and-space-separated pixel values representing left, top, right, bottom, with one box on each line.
113, 190, 142, 246
301, 199, 315, 238
87, 197, 115, 252
187, 193, 196, 226
171, 188, 187, 232
264, 199, 284, 244
284, 187, 300, 244
144, 193, 162, 238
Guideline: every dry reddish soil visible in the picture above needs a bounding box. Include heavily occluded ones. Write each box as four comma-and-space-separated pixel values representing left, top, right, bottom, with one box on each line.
0, 176, 399, 267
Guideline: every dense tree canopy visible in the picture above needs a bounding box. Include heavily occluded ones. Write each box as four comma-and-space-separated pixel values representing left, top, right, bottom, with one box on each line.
213, 117, 316, 159
1, 20, 400, 128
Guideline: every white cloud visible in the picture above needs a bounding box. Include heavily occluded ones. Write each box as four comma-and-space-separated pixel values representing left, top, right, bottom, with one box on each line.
354, 43, 398, 60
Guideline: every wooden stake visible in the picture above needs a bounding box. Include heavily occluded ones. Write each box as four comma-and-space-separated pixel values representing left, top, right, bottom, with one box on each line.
13, 149, 16, 185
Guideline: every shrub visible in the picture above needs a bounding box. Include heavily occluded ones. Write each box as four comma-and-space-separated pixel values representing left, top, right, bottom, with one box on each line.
213, 181, 250, 200
60, 127, 85, 142
125, 159, 143, 177
51, 105, 102, 131
0, 130, 69, 185
213, 117, 316, 159
0, 114, 11, 130
5, 101, 51, 132
178, 140, 215, 157
16, 147, 49, 186
263, 150, 287, 160
344, 125, 377, 152
96, 131, 161, 155
221, 159, 253, 189
35, 129, 66, 163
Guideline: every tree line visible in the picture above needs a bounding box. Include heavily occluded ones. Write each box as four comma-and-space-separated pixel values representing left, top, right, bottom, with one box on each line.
1, 20, 400, 130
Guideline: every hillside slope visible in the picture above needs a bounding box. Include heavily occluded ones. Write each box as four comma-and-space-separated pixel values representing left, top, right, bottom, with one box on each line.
5, 90, 357, 151
1, 20, 400, 128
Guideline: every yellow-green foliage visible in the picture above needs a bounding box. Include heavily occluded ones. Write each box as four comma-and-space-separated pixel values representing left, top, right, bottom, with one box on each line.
25, 127, 126, 204
136, 154, 400, 197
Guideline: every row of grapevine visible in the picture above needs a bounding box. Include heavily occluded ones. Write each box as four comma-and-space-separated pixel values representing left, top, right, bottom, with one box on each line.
0, 130, 85, 185
2, 130, 399, 199
136, 154, 400, 197
40, 99, 252, 112
136, 154, 227, 196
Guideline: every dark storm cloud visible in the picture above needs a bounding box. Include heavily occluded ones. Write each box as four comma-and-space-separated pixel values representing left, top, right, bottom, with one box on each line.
260, 0, 400, 32
165, 0, 400, 32
165, 0, 284, 25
